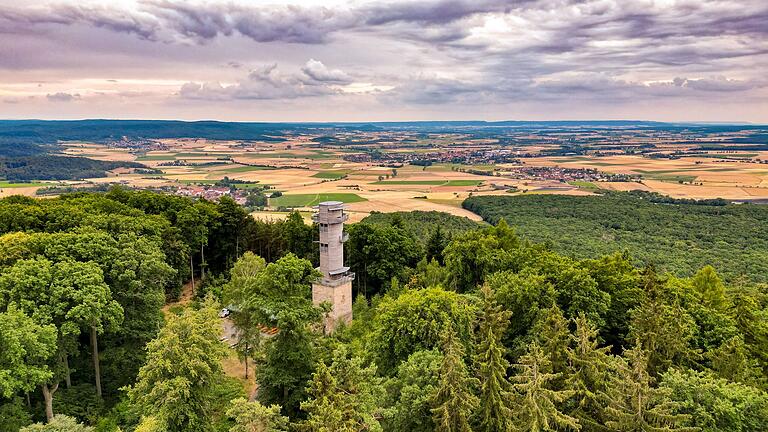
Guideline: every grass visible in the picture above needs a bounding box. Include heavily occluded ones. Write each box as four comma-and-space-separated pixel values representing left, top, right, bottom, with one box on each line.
271, 193, 367, 207
312, 171, 349, 179
372, 180, 483, 186
0, 181, 50, 188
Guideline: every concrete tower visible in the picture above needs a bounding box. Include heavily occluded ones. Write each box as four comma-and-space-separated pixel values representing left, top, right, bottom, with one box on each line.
312, 201, 354, 333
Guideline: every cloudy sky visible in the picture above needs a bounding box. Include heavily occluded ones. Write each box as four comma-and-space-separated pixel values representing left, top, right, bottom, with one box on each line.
0, 0, 766, 122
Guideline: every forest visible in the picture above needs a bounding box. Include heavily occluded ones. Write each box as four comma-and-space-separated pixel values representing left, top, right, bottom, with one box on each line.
0, 156, 147, 181
0, 187, 767, 432
463, 191, 768, 283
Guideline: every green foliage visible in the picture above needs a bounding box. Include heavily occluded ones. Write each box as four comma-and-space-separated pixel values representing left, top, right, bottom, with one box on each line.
237, 254, 323, 417
628, 270, 697, 377
127, 300, 227, 432
0, 397, 33, 431
443, 220, 523, 292
475, 285, 514, 432
383, 349, 443, 432
20, 415, 94, 432
0, 156, 145, 181
360, 211, 479, 247
511, 343, 579, 432
566, 315, 616, 431
0, 305, 57, 398
463, 193, 768, 283
370, 287, 477, 373
602, 346, 693, 432
227, 398, 288, 432
532, 305, 571, 389
53, 384, 104, 425
431, 325, 479, 432
347, 222, 422, 296
300, 347, 384, 432
661, 369, 768, 432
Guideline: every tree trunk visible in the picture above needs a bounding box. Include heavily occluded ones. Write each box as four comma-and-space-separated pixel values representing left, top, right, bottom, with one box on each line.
244, 342, 249, 379
190, 254, 195, 292
41, 382, 59, 422
200, 244, 205, 279
91, 326, 102, 397
63, 354, 71, 388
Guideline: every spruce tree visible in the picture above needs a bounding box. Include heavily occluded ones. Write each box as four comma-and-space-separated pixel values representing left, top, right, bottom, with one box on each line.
565, 315, 615, 431
431, 324, 479, 432
475, 285, 515, 432
602, 345, 694, 432
511, 342, 579, 432
628, 269, 696, 377
300, 347, 383, 432
533, 304, 571, 389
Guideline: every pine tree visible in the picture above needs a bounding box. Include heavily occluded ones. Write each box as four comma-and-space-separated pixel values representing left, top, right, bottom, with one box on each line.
475, 285, 514, 432
565, 315, 615, 431
431, 324, 479, 432
512, 342, 579, 432
602, 345, 694, 432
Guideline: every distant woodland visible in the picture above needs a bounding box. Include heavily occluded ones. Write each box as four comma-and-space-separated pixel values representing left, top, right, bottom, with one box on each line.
464, 191, 768, 283
0, 156, 146, 181
0, 187, 766, 431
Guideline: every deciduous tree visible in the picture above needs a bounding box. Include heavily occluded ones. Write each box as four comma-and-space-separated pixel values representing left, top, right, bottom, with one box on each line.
127, 299, 227, 432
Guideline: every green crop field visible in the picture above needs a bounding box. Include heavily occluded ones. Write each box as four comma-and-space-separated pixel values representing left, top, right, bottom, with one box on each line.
312, 171, 349, 179
270, 193, 367, 207
372, 180, 483, 186
568, 180, 600, 190
136, 154, 176, 161
0, 181, 50, 188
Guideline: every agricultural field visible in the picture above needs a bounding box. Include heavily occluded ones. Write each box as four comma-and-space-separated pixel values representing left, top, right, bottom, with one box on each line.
8, 122, 765, 216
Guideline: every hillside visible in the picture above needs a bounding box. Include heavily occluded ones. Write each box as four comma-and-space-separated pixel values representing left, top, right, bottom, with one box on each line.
463, 191, 768, 282
0, 155, 147, 181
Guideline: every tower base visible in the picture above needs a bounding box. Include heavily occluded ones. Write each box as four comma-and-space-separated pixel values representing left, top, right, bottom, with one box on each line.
312, 278, 353, 334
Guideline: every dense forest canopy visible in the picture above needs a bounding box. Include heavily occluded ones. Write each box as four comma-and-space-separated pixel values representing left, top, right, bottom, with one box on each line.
0, 187, 766, 432
463, 191, 768, 283
359, 210, 481, 245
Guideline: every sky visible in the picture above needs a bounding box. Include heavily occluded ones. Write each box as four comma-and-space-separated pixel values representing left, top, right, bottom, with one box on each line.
0, 0, 766, 122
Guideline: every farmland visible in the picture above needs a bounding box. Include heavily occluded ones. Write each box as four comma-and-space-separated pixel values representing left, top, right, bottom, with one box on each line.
0, 120, 766, 220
